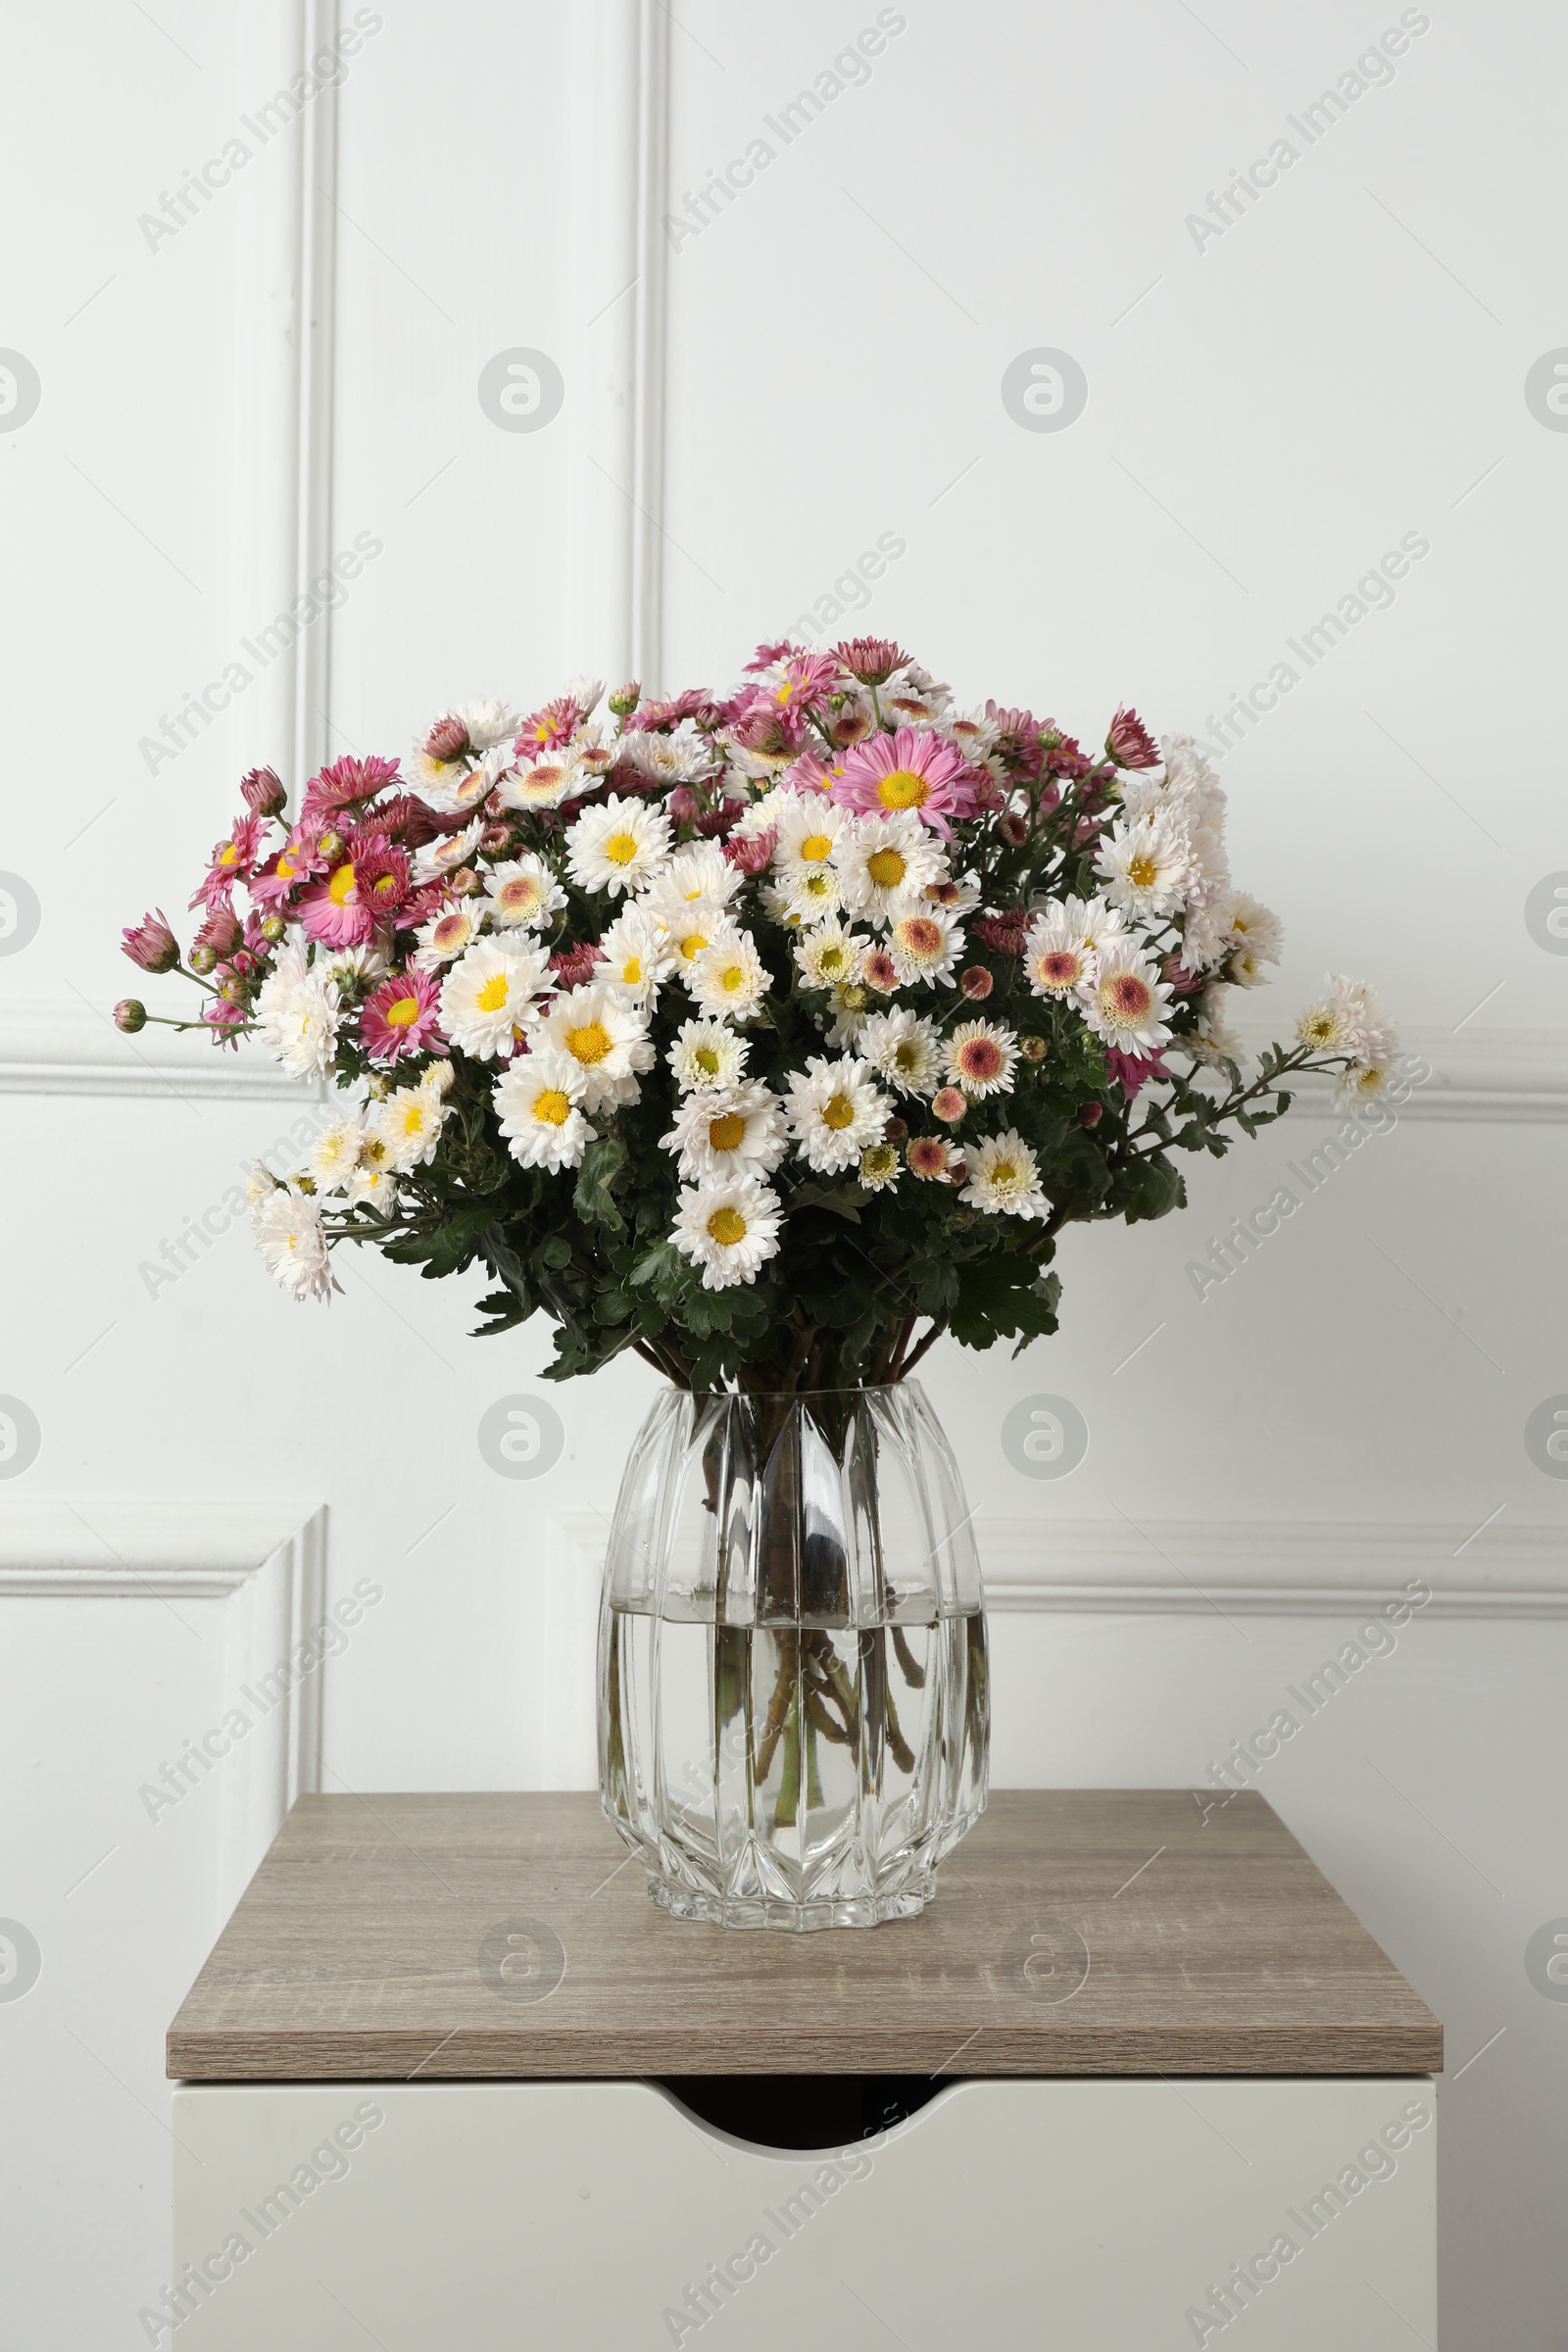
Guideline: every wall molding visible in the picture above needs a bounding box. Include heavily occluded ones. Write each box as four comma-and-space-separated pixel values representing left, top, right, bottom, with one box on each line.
0, 999, 325, 1102
566, 0, 671, 688
1239, 1024, 1568, 1124
553, 1509, 1568, 1621
0, 1500, 327, 1905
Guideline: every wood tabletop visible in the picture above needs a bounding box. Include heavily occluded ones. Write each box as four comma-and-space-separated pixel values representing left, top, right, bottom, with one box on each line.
167, 1789, 1442, 2081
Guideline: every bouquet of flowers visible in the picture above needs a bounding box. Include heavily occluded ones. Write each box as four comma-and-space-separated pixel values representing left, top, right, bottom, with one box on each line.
120, 639, 1398, 1393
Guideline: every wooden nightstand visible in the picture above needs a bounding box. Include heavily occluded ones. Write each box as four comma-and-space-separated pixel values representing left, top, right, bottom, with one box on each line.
163, 1789, 1441, 2349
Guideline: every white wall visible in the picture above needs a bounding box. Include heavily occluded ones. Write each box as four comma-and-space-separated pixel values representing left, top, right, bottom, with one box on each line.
2, 3, 1565, 2346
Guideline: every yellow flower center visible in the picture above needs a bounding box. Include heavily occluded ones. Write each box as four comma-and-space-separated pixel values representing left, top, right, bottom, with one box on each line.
220, 843, 241, 865
818, 947, 846, 977
708, 1206, 747, 1246
994, 1161, 1017, 1186
566, 1020, 612, 1064
475, 973, 512, 1013
401, 1105, 427, 1137
694, 1047, 719, 1076
327, 860, 357, 906
277, 850, 299, 880
876, 768, 928, 809
800, 833, 833, 861
709, 1112, 746, 1152
534, 1088, 571, 1127
605, 831, 639, 866
1128, 853, 1157, 889
623, 956, 643, 984
894, 1044, 920, 1073
719, 963, 747, 994
822, 1094, 855, 1131
678, 932, 708, 962
866, 848, 906, 888
384, 994, 419, 1029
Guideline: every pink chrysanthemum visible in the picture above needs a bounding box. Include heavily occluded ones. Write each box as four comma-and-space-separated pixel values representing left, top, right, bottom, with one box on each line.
834, 637, 910, 686
303, 755, 401, 820
514, 696, 582, 756
251, 826, 329, 907
780, 750, 846, 797
1104, 707, 1159, 768
829, 726, 977, 838
623, 688, 722, 732
1104, 1048, 1168, 1101
907, 1136, 956, 1179
764, 653, 844, 714
863, 948, 900, 994
122, 908, 179, 972
744, 640, 805, 673
199, 999, 247, 1049
297, 856, 378, 948
189, 813, 268, 911
349, 834, 412, 920
361, 969, 444, 1064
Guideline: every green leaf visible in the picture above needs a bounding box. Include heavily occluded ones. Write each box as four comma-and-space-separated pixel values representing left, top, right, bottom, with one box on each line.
573, 1136, 627, 1233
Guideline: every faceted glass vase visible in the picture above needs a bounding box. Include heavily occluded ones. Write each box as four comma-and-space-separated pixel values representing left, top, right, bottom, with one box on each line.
598, 1383, 989, 1931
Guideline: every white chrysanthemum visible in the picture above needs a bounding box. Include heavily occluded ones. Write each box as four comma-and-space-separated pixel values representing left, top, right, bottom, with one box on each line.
783, 1054, 892, 1174
824, 983, 872, 1048
493, 1048, 592, 1172
413, 904, 481, 971
1060, 893, 1129, 956
485, 855, 565, 931
960, 1129, 1050, 1219
771, 796, 849, 870
940, 705, 1004, 770
309, 1115, 366, 1195
649, 898, 735, 984
858, 1142, 902, 1191
255, 943, 341, 1079
668, 1019, 749, 1093
1298, 974, 1398, 1067
943, 1019, 1019, 1100
531, 981, 655, 1111
662, 1080, 786, 1181
671, 1173, 783, 1291
408, 702, 517, 807
732, 783, 796, 841
616, 719, 714, 785
316, 942, 390, 990
376, 1078, 450, 1173
253, 1186, 336, 1301
880, 662, 953, 726
838, 811, 946, 925
859, 1006, 943, 1097
794, 919, 866, 992
924, 872, 982, 917
348, 1151, 397, 1210
1221, 893, 1284, 970
499, 745, 594, 813
690, 931, 770, 1019
245, 1160, 279, 1212
412, 816, 486, 883
565, 794, 673, 898
888, 906, 963, 987
1080, 936, 1174, 1056
563, 675, 606, 718
655, 839, 745, 909
780, 863, 843, 924
1022, 911, 1092, 1000
439, 937, 551, 1059
596, 907, 674, 1006
1095, 810, 1192, 921
1184, 985, 1246, 1071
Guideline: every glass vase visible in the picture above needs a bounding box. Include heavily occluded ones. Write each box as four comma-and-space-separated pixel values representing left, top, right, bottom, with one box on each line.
598, 1383, 988, 1931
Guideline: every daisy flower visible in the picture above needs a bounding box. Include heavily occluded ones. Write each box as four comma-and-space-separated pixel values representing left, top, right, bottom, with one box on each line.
771, 796, 849, 872
779, 749, 848, 798
830, 724, 975, 837
668, 1019, 749, 1094
412, 817, 485, 884
1298, 975, 1398, 1066
1081, 937, 1174, 1057
376, 1076, 451, 1173
531, 982, 655, 1110
907, 1135, 962, 1181
595, 907, 672, 1004
297, 854, 379, 949
361, 967, 445, 1064
565, 795, 673, 898
858, 1142, 902, 1191
862, 945, 901, 994
825, 982, 872, 1048
485, 855, 565, 931
672, 1173, 783, 1291
880, 663, 954, 728
794, 920, 866, 992
838, 810, 946, 924
348, 1134, 396, 1209
943, 1019, 1019, 1099
1095, 810, 1192, 921
499, 744, 594, 813
309, 1116, 366, 1195
1022, 911, 1092, 1000
493, 1049, 592, 1173
1221, 893, 1284, 969
439, 937, 552, 1059
661, 1080, 786, 1181
616, 719, 714, 786
961, 1129, 1051, 1219
413, 904, 481, 971
783, 1054, 892, 1174
656, 839, 744, 909
253, 1186, 336, 1301
690, 932, 770, 1019
889, 906, 963, 987
860, 1007, 943, 1097
780, 862, 844, 924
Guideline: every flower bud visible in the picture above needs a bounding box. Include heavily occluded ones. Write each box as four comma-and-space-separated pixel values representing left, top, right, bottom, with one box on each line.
480, 823, 513, 854
958, 965, 994, 1001
121, 908, 180, 973
188, 943, 219, 974
260, 913, 286, 943
932, 1087, 967, 1124
114, 999, 147, 1033
318, 829, 344, 860
1079, 1101, 1102, 1127
609, 680, 641, 717
1019, 1035, 1048, 1063
220, 974, 249, 1004
998, 813, 1029, 849
240, 764, 287, 817
883, 1115, 908, 1144
450, 866, 480, 896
